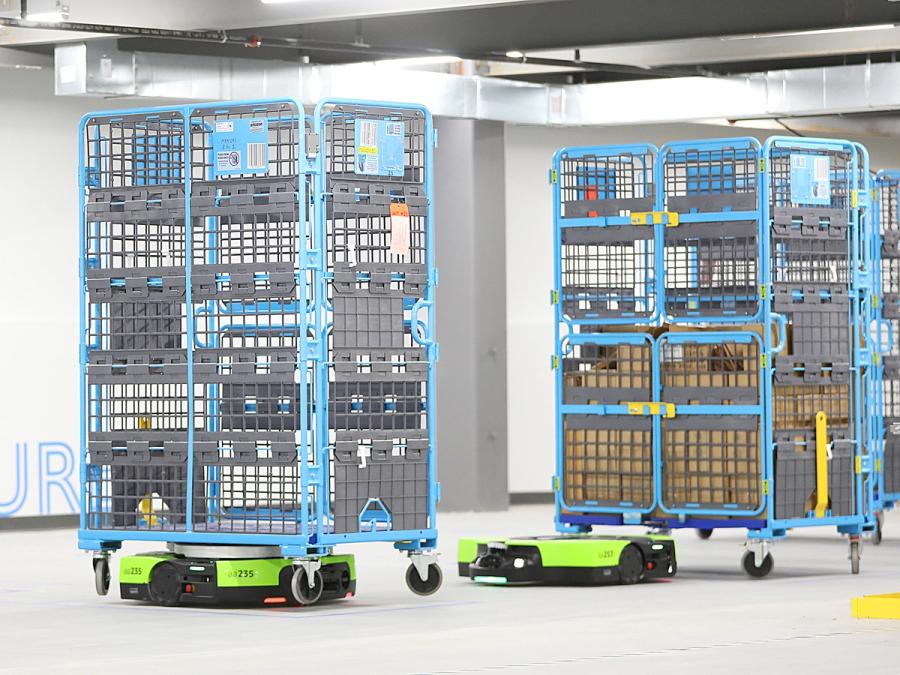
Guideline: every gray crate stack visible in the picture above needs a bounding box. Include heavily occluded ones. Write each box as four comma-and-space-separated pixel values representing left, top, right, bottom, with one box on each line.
879, 174, 900, 495
770, 148, 855, 519
83, 109, 197, 531
187, 102, 304, 535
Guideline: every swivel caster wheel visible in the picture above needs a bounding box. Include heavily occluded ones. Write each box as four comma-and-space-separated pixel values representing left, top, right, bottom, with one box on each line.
696, 529, 714, 540
741, 550, 774, 579
93, 557, 110, 596
291, 567, 324, 606
405, 563, 443, 596
850, 538, 861, 575
873, 512, 884, 546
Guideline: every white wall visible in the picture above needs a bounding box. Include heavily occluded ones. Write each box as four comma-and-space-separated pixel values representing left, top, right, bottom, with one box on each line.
0, 68, 172, 517
504, 121, 900, 494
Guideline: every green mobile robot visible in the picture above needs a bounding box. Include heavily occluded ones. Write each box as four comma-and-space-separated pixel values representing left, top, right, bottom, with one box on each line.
116, 545, 356, 607
458, 535, 677, 585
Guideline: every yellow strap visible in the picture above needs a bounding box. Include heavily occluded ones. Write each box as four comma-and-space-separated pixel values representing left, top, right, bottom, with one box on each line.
815, 411, 829, 518
626, 401, 676, 418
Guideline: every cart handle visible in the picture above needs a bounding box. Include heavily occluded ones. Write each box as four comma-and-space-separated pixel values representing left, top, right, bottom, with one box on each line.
771, 313, 788, 354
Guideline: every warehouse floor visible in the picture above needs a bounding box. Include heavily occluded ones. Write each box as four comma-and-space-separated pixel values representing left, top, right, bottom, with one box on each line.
2, 505, 900, 674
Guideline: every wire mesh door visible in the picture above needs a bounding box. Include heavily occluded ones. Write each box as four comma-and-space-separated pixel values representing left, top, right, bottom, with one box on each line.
559, 334, 656, 512
188, 101, 306, 536
878, 172, 900, 498
661, 139, 761, 321
657, 332, 764, 515
768, 140, 858, 520
82, 108, 194, 532
317, 101, 433, 537
556, 146, 658, 323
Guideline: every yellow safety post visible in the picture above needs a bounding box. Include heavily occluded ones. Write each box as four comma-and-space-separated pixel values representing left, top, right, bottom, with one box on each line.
815, 410, 829, 518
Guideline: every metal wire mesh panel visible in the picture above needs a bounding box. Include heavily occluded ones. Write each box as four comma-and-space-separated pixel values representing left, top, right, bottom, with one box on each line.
886, 433, 900, 494
659, 336, 760, 405
562, 339, 652, 405
332, 431, 429, 533
662, 142, 760, 319
189, 102, 301, 182
563, 415, 654, 509
880, 175, 900, 233
192, 443, 300, 534
661, 416, 762, 511
82, 110, 192, 535
319, 102, 434, 536
84, 110, 185, 189
558, 149, 656, 321
774, 431, 854, 519
773, 384, 852, 430
84, 442, 200, 532
663, 222, 758, 319
561, 338, 654, 509
320, 104, 428, 270
85, 187, 186, 274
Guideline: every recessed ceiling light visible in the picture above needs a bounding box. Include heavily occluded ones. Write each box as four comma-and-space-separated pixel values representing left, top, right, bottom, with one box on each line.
505, 50, 525, 59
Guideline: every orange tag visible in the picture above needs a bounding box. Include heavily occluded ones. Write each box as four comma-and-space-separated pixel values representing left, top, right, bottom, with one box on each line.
389, 203, 411, 256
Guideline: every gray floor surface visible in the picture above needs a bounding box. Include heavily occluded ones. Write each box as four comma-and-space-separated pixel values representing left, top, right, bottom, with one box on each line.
2, 505, 899, 674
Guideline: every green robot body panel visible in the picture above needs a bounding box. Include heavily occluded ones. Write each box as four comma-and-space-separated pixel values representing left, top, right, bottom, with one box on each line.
458, 535, 677, 585
119, 553, 356, 606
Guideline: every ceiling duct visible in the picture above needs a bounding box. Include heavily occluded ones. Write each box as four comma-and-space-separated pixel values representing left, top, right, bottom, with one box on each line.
55, 40, 900, 126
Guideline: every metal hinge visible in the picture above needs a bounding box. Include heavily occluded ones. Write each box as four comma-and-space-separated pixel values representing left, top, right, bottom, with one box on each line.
552, 476, 560, 492
874, 353, 880, 367
760, 284, 768, 300
631, 211, 679, 227
873, 294, 880, 309
763, 479, 771, 495
852, 190, 859, 209
550, 289, 559, 305
760, 353, 769, 369
551, 355, 559, 370
759, 158, 766, 173
549, 168, 558, 184
304, 131, 320, 157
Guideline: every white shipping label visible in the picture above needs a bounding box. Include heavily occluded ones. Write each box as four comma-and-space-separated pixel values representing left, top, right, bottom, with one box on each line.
215, 121, 234, 133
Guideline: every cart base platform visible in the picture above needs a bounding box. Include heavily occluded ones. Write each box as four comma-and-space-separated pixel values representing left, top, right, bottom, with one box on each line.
457, 535, 676, 585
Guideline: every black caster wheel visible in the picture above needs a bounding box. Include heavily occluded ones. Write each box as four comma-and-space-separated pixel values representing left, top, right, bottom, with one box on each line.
93, 558, 110, 596
741, 550, 774, 579
291, 568, 324, 606
618, 544, 645, 585
696, 529, 714, 540
850, 539, 861, 575
149, 561, 181, 607
874, 512, 884, 546
405, 563, 443, 596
